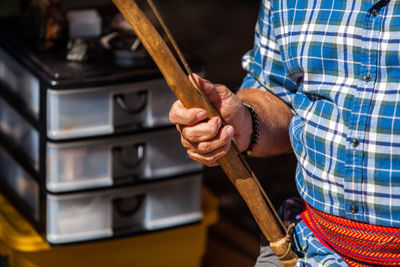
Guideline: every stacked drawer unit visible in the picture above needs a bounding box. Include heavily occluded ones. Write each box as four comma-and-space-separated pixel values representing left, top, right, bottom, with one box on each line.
0, 20, 204, 245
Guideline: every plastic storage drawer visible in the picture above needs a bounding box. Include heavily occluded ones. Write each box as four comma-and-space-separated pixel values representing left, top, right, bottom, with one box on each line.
45, 128, 203, 192
46, 78, 176, 139
0, 35, 203, 140
0, 146, 203, 245
0, 190, 218, 267
0, 98, 202, 192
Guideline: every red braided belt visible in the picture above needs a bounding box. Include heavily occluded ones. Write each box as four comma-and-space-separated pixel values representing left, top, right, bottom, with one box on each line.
300, 204, 400, 266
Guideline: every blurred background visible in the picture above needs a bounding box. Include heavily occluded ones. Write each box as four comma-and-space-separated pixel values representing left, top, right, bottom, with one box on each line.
0, 0, 259, 88
0, 0, 298, 266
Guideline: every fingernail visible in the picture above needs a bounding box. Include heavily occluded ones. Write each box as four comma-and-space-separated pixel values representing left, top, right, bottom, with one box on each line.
227, 126, 234, 137
197, 111, 207, 120
216, 118, 221, 128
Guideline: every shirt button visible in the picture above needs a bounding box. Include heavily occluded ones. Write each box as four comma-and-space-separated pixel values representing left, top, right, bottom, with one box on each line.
350, 204, 359, 214
371, 9, 379, 16
364, 73, 372, 82
351, 138, 360, 147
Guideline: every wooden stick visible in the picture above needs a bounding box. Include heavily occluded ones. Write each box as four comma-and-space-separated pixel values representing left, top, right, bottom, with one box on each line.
112, 0, 298, 265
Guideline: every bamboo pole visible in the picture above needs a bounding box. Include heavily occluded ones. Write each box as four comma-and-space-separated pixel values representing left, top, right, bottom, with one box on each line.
112, 0, 298, 265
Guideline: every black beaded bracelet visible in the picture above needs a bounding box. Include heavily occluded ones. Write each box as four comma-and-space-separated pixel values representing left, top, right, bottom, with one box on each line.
243, 103, 259, 155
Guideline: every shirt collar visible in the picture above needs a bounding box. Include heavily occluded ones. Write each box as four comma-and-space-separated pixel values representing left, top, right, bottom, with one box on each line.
370, 0, 390, 12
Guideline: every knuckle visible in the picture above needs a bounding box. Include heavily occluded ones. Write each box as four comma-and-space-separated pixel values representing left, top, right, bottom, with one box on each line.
187, 150, 197, 161
188, 154, 198, 164
218, 85, 233, 99
180, 136, 190, 148
169, 110, 176, 124
187, 110, 198, 124
198, 142, 212, 153
168, 102, 179, 123
183, 129, 199, 143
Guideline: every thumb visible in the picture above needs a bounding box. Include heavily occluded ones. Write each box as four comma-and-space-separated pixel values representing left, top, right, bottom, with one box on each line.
188, 74, 245, 143
189, 73, 233, 109
189, 73, 213, 95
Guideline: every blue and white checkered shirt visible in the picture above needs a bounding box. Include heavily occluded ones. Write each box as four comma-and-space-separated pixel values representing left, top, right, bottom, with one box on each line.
241, 0, 400, 265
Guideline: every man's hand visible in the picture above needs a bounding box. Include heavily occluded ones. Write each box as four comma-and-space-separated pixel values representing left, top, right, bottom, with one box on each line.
169, 74, 294, 167
169, 74, 252, 166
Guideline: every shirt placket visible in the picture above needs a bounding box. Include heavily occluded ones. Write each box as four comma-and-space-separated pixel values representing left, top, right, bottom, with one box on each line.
344, 2, 383, 221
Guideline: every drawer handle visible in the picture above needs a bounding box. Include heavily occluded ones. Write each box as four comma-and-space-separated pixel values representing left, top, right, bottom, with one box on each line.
114, 90, 148, 114
113, 194, 145, 217
112, 143, 145, 169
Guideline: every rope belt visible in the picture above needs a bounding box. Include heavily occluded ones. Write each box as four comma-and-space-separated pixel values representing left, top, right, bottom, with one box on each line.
300, 204, 400, 266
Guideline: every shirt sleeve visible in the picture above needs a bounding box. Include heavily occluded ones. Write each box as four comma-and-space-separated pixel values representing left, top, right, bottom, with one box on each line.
240, 0, 298, 108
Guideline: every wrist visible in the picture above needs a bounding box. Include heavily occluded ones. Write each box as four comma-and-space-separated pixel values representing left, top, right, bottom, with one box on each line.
242, 103, 259, 155
231, 101, 252, 152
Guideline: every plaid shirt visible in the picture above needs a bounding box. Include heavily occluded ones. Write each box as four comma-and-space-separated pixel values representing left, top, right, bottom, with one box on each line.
241, 0, 400, 264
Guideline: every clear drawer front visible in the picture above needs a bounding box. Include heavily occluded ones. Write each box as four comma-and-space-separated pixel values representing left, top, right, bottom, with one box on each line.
47, 79, 177, 139
46, 128, 203, 192
46, 174, 202, 244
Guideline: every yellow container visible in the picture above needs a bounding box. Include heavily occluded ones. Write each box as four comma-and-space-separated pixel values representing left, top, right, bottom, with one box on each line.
0, 189, 218, 267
